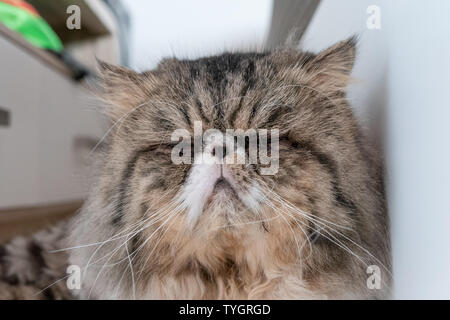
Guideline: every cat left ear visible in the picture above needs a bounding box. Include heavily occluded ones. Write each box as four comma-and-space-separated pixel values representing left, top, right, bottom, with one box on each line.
303, 36, 357, 91
312, 36, 357, 74
96, 60, 154, 120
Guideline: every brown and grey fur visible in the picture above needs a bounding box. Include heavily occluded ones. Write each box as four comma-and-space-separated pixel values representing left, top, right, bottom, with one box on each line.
0, 222, 70, 299
0, 37, 391, 299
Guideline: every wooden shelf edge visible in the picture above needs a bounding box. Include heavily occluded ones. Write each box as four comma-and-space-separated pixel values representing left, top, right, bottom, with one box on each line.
0, 200, 83, 244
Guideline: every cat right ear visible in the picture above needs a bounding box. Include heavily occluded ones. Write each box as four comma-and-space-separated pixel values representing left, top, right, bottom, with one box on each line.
96, 60, 155, 120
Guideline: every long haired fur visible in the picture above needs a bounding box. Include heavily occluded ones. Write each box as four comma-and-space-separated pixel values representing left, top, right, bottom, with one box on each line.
1, 37, 391, 299
67, 37, 390, 299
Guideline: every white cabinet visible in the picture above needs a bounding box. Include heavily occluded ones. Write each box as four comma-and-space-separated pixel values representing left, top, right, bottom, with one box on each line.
0, 36, 105, 209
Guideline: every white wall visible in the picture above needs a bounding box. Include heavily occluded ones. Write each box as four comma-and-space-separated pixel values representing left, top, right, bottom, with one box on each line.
304, 0, 450, 299
384, 0, 450, 299
122, 0, 272, 70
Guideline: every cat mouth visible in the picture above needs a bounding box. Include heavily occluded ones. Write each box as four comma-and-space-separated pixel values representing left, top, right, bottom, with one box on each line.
209, 177, 240, 201
213, 178, 233, 191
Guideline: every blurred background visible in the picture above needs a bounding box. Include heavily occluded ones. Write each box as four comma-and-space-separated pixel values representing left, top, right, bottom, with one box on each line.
0, 0, 449, 299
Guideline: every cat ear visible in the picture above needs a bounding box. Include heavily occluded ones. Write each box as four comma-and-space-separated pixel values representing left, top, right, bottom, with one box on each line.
96, 60, 155, 120
303, 36, 357, 91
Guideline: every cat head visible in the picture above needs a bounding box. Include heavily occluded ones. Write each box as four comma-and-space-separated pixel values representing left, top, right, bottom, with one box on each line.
95, 36, 358, 228
80, 37, 387, 297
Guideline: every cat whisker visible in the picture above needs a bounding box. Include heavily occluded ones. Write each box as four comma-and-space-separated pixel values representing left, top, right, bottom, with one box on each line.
34, 199, 181, 299
258, 193, 313, 273
134, 209, 182, 283
124, 234, 136, 300
255, 177, 353, 231
85, 199, 181, 270
201, 214, 282, 235
89, 100, 152, 156
260, 184, 392, 279
98, 200, 185, 289
53, 191, 180, 260
33, 274, 72, 298
261, 189, 376, 282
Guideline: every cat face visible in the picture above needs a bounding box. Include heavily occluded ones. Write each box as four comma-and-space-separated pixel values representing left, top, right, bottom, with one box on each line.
98, 37, 358, 228
81, 37, 388, 298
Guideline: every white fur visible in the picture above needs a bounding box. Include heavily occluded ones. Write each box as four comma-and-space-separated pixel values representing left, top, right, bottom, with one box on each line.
178, 133, 264, 227
179, 152, 221, 227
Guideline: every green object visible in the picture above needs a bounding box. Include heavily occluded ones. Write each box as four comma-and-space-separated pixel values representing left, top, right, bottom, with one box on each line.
0, 1, 62, 51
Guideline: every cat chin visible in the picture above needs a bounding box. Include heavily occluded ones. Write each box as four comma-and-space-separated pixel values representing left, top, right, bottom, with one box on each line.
184, 180, 266, 231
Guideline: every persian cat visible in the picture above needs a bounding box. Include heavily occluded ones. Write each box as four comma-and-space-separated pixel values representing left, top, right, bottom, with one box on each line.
0, 37, 391, 299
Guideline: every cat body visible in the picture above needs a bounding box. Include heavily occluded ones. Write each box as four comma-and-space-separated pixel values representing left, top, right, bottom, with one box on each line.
1, 38, 391, 299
